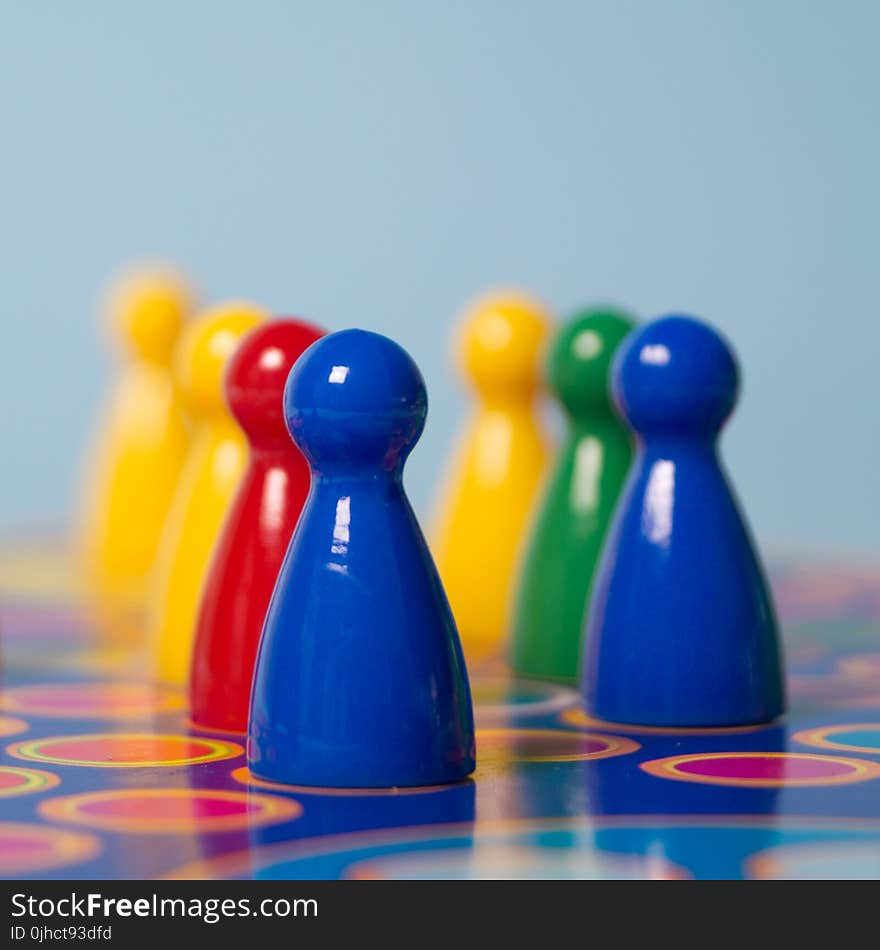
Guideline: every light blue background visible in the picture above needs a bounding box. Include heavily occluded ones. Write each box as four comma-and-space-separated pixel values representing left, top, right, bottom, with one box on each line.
1, 1, 878, 555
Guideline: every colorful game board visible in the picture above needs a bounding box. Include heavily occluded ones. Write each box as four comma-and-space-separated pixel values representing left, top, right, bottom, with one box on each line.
2, 537, 879, 880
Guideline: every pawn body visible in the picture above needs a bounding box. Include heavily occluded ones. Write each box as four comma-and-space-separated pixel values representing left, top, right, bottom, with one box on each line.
151, 303, 266, 685
582, 315, 785, 727
511, 308, 635, 682
249, 329, 475, 788
79, 268, 194, 618
189, 318, 324, 732
431, 292, 552, 664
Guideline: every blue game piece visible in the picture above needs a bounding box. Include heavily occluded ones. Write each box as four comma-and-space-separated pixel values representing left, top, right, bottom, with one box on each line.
581, 314, 785, 727
248, 328, 476, 788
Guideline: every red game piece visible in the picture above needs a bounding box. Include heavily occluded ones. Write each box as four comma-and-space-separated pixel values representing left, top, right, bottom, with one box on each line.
189, 318, 324, 732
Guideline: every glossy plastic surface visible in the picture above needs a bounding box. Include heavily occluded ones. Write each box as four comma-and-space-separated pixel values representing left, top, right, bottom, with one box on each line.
431, 291, 553, 665
78, 268, 194, 615
189, 318, 325, 732
582, 314, 786, 727
249, 329, 475, 788
511, 308, 635, 682
151, 302, 266, 685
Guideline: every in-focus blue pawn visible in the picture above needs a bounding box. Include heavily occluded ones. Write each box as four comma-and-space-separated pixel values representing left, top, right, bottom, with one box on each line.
581, 314, 785, 727
248, 328, 476, 787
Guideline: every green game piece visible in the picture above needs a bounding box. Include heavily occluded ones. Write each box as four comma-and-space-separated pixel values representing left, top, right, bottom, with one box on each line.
509, 307, 636, 683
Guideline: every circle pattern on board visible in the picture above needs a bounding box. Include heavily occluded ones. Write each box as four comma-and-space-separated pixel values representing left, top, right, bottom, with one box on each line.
0, 682, 184, 719
477, 728, 640, 763
793, 724, 880, 754
559, 707, 772, 736
0, 766, 59, 798
472, 678, 579, 724
7, 733, 242, 768
640, 752, 880, 787
0, 822, 101, 876
39, 789, 302, 834
0, 716, 28, 737
161, 816, 880, 881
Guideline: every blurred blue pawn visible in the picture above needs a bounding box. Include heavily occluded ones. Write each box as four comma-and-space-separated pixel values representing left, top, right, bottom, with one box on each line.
582, 315, 785, 727
248, 328, 476, 787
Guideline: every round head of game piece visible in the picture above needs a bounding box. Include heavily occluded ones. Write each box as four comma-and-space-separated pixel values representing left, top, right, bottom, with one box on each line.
174, 302, 266, 418
104, 267, 194, 364
613, 314, 740, 440
548, 308, 636, 419
225, 318, 325, 449
456, 291, 552, 397
284, 328, 428, 475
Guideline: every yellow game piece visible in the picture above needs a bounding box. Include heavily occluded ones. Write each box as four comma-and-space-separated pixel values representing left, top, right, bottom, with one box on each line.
150, 302, 266, 685
430, 290, 553, 666
78, 267, 194, 619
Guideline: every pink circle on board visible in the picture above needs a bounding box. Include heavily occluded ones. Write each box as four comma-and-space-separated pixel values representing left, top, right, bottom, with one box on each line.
39, 789, 302, 834
0, 821, 101, 875
641, 752, 880, 787
34, 735, 204, 763
0, 682, 183, 719
675, 755, 853, 781
0, 770, 28, 790
8, 732, 242, 767
0, 766, 59, 796
78, 794, 259, 821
